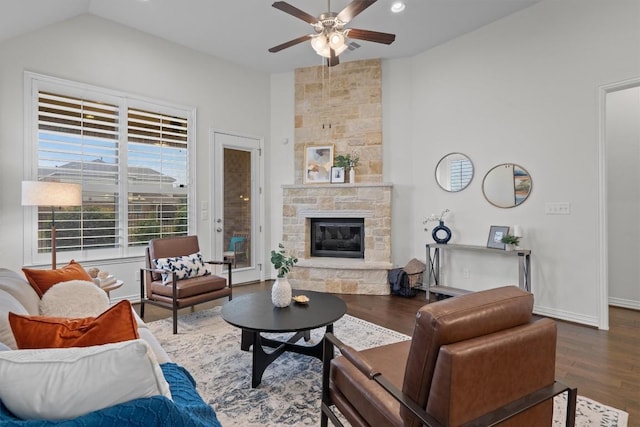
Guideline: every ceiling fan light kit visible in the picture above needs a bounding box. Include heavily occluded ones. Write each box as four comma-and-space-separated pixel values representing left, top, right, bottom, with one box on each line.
269, 0, 396, 67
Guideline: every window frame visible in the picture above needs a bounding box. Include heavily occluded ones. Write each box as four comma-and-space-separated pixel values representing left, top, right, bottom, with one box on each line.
23, 72, 197, 265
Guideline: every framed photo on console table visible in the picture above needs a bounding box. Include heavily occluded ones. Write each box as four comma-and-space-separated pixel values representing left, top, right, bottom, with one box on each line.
304, 144, 334, 184
487, 225, 509, 250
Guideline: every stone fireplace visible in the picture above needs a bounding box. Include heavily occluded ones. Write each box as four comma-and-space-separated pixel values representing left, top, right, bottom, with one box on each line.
283, 183, 392, 295
282, 58, 392, 295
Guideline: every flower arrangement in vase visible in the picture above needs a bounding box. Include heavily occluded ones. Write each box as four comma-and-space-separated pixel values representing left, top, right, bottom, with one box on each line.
270, 243, 298, 307
334, 154, 360, 183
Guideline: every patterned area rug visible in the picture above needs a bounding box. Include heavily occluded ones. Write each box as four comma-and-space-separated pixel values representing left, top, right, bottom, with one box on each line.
147, 307, 629, 427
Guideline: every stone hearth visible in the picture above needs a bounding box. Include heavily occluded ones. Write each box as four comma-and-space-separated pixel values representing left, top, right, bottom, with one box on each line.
282, 183, 392, 295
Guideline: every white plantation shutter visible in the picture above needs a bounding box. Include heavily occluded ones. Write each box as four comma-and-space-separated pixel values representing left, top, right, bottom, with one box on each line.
127, 108, 189, 246
29, 74, 194, 261
37, 92, 120, 252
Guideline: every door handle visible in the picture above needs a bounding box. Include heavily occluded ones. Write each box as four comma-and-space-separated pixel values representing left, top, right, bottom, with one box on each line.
216, 227, 223, 232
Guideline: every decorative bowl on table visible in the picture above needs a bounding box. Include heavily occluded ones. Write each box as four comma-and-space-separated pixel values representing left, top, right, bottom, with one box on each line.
292, 295, 309, 304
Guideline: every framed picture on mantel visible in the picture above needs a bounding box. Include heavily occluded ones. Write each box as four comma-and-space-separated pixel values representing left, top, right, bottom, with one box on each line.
331, 167, 345, 183
304, 144, 334, 184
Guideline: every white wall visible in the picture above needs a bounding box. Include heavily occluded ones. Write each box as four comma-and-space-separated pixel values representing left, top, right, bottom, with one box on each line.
607, 86, 640, 309
268, 71, 295, 278
386, 0, 640, 326
0, 14, 270, 301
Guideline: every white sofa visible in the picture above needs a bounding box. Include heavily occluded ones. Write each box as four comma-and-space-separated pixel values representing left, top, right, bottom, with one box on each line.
0, 268, 170, 363
0, 268, 224, 426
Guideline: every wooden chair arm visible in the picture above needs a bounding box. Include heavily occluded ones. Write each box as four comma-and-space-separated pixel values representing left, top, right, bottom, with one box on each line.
322, 333, 576, 427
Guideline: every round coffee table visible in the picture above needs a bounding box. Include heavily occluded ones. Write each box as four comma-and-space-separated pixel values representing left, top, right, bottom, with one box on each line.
222, 290, 346, 387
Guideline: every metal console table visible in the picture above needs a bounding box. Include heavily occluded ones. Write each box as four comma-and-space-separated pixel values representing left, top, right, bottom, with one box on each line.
426, 243, 531, 299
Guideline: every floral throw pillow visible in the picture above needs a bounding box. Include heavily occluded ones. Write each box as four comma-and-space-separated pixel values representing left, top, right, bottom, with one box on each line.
152, 252, 211, 285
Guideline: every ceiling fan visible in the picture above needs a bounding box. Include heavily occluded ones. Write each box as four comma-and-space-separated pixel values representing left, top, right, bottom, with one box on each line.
268, 0, 396, 67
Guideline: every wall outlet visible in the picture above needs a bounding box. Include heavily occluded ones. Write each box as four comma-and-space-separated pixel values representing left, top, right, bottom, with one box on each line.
463, 268, 470, 279
545, 202, 571, 215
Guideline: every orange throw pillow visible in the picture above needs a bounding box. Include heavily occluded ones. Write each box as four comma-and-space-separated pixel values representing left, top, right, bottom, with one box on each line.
22, 260, 93, 297
9, 300, 139, 349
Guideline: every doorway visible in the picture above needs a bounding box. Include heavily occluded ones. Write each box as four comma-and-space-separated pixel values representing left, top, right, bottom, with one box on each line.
211, 130, 263, 284
599, 77, 640, 329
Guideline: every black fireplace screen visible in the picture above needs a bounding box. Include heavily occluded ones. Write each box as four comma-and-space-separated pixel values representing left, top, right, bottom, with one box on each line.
310, 218, 364, 259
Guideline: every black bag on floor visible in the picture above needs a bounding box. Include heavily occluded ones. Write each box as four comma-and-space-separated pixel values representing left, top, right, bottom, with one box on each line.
388, 268, 416, 298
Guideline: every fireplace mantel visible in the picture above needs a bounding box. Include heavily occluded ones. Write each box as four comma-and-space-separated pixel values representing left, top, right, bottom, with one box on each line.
282, 183, 393, 190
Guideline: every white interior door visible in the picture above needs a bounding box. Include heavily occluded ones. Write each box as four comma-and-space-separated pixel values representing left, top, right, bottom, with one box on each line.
211, 130, 263, 284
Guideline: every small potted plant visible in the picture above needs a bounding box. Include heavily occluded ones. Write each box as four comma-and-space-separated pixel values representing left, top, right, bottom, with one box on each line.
270, 243, 298, 307
500, 234, 521, 251
334, 154, 360, 183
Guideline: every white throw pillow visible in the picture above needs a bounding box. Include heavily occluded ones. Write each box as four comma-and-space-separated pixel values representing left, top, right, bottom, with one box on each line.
0, 290, 29, 350
39, 280, 109, 317
152, 252, 211, 284
0, 339, 172, 420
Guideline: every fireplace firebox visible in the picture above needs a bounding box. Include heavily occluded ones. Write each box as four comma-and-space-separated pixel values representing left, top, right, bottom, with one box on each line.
310, 218, 364, 259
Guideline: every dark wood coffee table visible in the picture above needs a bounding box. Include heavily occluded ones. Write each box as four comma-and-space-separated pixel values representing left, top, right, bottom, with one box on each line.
221, 290, 347, 387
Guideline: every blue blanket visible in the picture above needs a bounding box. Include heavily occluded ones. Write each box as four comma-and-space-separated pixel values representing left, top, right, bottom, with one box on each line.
0, 363, 221, 427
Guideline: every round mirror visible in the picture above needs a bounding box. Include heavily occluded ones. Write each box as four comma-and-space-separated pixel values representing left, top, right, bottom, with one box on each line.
482, 163, 532, 208
435, 152, 474, 192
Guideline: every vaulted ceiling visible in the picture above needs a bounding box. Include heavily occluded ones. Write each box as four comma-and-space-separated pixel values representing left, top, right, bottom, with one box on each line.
1, 0, 541, 73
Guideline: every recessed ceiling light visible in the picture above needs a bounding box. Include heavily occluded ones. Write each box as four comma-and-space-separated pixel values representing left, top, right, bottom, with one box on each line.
390, 1, 406, 13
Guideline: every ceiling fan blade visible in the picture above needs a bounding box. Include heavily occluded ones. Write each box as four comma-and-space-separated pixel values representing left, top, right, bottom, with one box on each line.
337, 0, 377, 23
268, 34, 312, 53
327, 49, 340, 67
346, 28, 396, 45
272, 2, 318, 24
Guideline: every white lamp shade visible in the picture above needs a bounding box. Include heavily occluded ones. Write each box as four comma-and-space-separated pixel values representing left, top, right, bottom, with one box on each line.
328, 31, 345, 50
21, 181, 82, 207
311, 35, 328, 52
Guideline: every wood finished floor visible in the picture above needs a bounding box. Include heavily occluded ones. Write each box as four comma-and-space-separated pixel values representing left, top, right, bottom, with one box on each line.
135, 281, 639, 424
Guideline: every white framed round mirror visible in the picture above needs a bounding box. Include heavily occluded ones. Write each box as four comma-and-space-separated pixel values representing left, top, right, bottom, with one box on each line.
434, 152, 474, 192
482, 163, 532, 208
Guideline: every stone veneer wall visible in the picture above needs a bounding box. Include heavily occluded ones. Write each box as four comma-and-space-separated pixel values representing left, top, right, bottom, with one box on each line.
283, 58, 391, 295
294, 59, 382, 184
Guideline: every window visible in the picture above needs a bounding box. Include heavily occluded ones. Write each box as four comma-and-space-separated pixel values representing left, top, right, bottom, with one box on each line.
26, 73, 195, 263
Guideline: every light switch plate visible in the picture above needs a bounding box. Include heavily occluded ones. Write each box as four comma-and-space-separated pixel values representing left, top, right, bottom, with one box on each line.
545, 202, 571, 215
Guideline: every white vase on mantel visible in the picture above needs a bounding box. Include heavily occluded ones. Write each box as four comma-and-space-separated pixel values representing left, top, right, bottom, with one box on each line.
271, 277, 292, 308
349, 168, 355, 184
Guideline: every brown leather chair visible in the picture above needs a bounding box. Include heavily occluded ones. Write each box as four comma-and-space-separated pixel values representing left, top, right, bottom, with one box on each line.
139, 235, 232, 334
321, 286, 577, 427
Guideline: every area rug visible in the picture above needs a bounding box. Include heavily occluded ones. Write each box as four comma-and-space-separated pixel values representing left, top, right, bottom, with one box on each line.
147, 307, 629, 427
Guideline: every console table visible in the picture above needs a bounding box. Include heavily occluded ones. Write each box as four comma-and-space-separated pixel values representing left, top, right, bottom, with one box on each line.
426, 243, 531, 298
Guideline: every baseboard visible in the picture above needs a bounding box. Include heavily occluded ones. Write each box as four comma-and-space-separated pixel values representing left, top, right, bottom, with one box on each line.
533, 304, 600, 327
608, 296, 640, 310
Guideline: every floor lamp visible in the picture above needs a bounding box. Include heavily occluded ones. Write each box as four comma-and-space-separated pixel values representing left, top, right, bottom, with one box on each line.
21, 181, 82, 269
